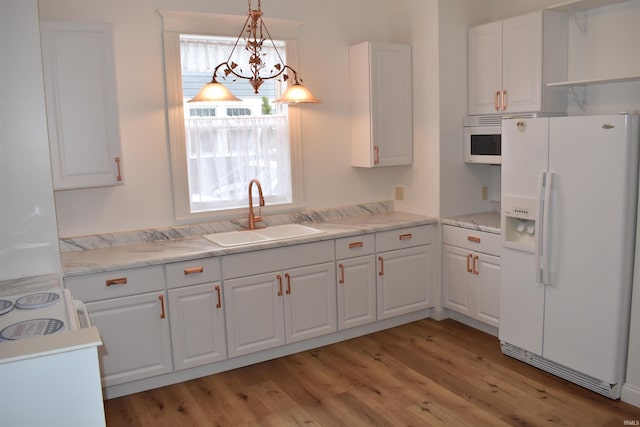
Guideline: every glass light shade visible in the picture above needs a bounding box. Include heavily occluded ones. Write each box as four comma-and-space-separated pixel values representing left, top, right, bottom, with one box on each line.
188, 81, 241, 102
274, 84, 321, 104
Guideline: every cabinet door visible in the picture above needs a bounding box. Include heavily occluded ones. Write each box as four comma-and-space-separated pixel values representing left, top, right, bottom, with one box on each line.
474, 253, 501, 328
284, 263, 337, 343
377, 245, 433, 320
87, 292, 172, 387
168, 283, 227, 371
351, 42, 412, 167
40, 21, 123, 190
442, 245, 473, 317
468, 20, 503, 115
224, 273, 285, 358
337, 255, 377, 330
502, 12, 543, 113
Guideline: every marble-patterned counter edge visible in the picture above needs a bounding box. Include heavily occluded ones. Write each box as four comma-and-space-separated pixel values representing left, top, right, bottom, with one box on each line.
61, 212, 437, 277
60, 201, 395, 252
0, 273, 61, 297
441, 211, 501, 235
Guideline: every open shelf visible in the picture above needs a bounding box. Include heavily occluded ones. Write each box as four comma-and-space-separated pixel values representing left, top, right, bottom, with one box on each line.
547, 75, 640, 87
547, 0, 629, 12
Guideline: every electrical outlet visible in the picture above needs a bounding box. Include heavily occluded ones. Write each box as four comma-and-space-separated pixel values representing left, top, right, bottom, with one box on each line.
482, 186, 488, 201
395, 186, 405, 201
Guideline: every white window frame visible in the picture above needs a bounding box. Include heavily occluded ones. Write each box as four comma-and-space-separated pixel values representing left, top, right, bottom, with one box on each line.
160, 9, 304, 223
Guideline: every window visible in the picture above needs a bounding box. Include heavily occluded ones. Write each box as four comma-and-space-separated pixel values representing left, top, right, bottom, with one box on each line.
160, 11, 304, 222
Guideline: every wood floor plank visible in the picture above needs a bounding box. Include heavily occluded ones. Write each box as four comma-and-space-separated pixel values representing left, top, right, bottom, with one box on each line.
104, 319, 640, 426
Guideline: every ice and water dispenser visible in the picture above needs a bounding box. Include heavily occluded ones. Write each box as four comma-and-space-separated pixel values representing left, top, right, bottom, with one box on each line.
503, 195, 537, 251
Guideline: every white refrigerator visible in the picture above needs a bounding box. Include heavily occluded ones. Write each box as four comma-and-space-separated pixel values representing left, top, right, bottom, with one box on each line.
499, 114, 639, 399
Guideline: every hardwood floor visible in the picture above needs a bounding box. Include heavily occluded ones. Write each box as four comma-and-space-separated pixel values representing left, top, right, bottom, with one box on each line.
104, 319, 640, 426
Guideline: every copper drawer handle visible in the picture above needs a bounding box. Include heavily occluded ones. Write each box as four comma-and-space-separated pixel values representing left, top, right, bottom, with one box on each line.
277, 274, 283, 296
184, 266, 204, 275
467, 236, 481, 244
378, 256, 384, 276
159, 294, 166, 319
215, 285, 222, 308
348, 241, 364, 249
106, 277, 127, 287
473, 255, 479, 275
374, 145, 380, 165
339, 264, 345, 284
399, 233, 413, 240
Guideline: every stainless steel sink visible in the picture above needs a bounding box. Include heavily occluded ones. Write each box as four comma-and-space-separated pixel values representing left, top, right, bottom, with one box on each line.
203, 224, 325, 247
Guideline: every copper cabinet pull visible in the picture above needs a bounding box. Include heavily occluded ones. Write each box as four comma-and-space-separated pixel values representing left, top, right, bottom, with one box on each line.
502, 90, 508, 111
184, 266, 204, 275
495, 91, 501, 111
285, 273, 291, 295
115, 156, 122, 182
467, 236, 481, 244
277, 274, 283, 296
339, 264, 345, 284
214, 285, 222, 308
473, 255, 479, 275
378, 256, 384, 276
159, 294, 166, 319
106, 277, 127, 287
348, 241, 364, 249
374, 145, 380, 165
399, 233, 413, 240
466, 254, 473, 273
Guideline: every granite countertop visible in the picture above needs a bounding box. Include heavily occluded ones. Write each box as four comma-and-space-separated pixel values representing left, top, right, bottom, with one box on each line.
0, 274, 61, 297
61, 209, 437, 277
441, 211, 500, 234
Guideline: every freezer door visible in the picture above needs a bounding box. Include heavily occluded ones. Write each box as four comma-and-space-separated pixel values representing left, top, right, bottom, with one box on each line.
543, 115, 638, 384
499, 117, 549, 354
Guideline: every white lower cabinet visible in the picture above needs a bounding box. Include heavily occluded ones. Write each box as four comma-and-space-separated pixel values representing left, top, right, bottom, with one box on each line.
376, 226, 434, 320
165, 257, 226, 371
335, 234, 377, 330
64, 266, 172, 387
442, 225, 501, 327
222, 241, 337, 358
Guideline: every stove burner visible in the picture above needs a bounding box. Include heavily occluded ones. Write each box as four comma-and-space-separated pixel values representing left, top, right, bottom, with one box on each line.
0, 318, 65, 341
0, 300, 13, 316
15, 292, 60, 309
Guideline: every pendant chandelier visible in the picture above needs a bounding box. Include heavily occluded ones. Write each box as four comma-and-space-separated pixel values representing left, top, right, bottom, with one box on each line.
188, 0, 320, 104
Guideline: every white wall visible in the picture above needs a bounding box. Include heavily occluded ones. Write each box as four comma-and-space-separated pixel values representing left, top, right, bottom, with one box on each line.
39, 0, 428, 237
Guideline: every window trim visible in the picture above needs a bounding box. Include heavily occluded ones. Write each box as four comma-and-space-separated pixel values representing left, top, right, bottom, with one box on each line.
160, 9, 304, 223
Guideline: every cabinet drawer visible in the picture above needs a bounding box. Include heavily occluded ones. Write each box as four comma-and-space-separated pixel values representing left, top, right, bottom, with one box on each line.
442, 225, 501, 256
166, 257, 221, 289
335, 234, 375, 259
376, 225, 433, 252
64, 265, 165, 302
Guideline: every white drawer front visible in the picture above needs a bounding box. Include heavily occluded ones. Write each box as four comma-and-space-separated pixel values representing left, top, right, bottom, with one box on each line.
376, 225, 433, 253
335, 234, 375, 259
166, 257, 221, 289
64, 265, 165, 302
442, 225, 501, 256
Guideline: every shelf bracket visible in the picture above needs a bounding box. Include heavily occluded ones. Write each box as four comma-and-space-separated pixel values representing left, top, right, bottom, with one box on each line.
568, 9, 588, 34
569, 86, 587, 110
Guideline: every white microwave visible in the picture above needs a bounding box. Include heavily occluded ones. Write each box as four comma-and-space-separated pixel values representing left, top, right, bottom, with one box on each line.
463, 116, 501, 164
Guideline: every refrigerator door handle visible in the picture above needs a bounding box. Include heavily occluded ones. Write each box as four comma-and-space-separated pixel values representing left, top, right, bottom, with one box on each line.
542, 171, 554, 286
535, 171, 546, 284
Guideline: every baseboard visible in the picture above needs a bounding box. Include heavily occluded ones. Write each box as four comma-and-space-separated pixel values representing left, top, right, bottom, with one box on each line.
622, 383, 640, 408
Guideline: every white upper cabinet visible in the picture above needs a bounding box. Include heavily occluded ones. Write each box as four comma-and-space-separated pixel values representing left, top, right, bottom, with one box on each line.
350, 42, 413, 167
468, 11, 568, 115
40, 21, 123, 190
